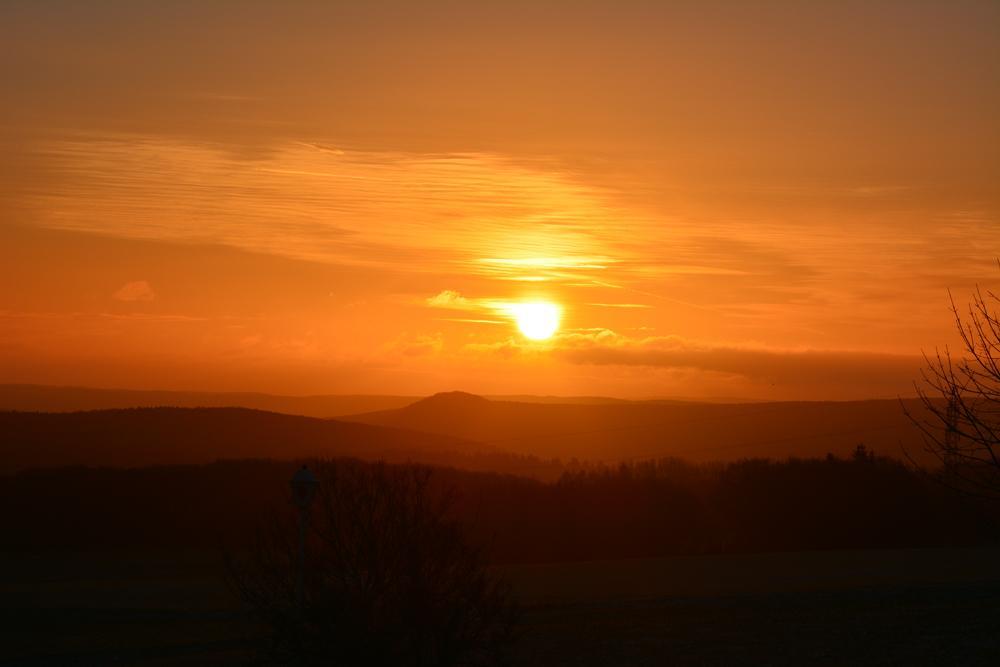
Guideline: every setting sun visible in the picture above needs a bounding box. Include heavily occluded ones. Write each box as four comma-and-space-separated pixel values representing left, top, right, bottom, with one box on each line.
511, 302, 561, 340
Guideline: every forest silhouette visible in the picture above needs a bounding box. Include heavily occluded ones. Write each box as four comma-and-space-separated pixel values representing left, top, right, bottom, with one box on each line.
4, 453, 995, 561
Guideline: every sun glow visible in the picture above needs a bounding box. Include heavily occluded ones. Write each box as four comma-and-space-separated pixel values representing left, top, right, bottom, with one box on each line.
511, 302, 561, 340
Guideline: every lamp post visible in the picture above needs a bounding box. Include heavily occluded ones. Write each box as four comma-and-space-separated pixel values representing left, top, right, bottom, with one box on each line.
290, 465, 318, 609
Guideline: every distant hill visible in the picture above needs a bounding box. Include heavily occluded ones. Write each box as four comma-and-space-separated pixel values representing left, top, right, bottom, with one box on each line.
0, 384, 762, 418
0, 407, 558, 476
0, 384, 418, 418
488, 394, 766, 405
344, 392, 935, 463
0, 388, 941, 470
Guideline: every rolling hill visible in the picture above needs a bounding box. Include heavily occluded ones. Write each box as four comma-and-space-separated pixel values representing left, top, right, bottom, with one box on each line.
343, 392, 935, 463
0, 407, 552, 475
0, 389, 942, 472
0, 384, 418, 418
0, 384, 751, 418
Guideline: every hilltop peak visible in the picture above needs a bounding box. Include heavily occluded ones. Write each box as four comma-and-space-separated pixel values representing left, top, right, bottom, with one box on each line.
414, 391, 492, 408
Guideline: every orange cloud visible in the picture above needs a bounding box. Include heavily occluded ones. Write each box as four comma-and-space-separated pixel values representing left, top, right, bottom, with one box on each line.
552, 331, 922, 395
27, 137, 623, 286
457, 328, 922, 397
426, 290, 474, 310
112, 280, 155, 302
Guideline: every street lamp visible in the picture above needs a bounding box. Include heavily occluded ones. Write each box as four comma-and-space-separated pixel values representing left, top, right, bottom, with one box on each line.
290, 465, 318, 609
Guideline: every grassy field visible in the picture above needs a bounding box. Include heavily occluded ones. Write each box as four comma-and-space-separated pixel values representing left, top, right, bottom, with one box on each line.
3, 548, 1000, 665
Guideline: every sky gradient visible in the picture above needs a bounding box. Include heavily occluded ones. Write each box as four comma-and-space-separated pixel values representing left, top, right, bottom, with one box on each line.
2, 0, 998, 399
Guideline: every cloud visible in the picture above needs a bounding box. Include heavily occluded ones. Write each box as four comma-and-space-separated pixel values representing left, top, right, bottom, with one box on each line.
112, 280, 155, 302
552, 330, 921, 391
474, 256, 614, 281
17, 134, 1000, 358
26, 137, 624, 283
457, 327, 922, 395
425, 290, 517, 324
426, 290, 474, 310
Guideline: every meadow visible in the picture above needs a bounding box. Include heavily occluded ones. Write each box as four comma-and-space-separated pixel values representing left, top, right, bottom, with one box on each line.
5, 547, 1000, 665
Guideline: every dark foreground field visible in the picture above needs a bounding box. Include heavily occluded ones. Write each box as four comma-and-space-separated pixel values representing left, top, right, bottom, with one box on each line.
4, 547, 1000, 665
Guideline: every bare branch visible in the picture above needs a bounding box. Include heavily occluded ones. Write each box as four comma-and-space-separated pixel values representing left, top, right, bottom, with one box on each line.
910, 281, 1000, 500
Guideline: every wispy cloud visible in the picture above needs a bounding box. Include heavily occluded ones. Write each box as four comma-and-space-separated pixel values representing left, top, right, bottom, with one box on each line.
17, 133, 1000, 356
425, 289, 534, 327
27, 136, 626, 284
112, 280, 155, 302
426, 290, 475, 310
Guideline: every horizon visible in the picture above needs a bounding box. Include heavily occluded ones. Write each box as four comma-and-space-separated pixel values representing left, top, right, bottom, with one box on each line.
1, 381, 923, 405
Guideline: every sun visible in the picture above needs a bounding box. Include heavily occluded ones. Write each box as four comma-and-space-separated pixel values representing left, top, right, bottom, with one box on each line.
511, 301, 561, 340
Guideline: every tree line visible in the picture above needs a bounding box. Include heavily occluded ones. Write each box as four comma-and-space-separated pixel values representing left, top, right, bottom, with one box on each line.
4, 449, 996, 561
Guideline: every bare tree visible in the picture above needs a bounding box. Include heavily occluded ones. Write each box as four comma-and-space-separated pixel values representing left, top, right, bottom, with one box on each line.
227, 460, 517, 666
908, 283, 1000, 498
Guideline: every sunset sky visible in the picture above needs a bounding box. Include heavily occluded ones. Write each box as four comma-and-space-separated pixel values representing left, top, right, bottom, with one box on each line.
1, 0, 998, 400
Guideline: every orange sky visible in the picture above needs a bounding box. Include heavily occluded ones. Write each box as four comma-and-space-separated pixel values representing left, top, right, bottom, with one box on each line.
1, 1, 998, 400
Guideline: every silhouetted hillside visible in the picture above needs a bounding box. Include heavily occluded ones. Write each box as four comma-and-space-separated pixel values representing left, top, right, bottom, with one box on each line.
0, 384, 418, 418
345, 393, 936, 464
0, 408, 559, 477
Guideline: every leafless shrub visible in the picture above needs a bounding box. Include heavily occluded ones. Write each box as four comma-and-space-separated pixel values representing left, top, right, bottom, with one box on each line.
227, 460, 517, 665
